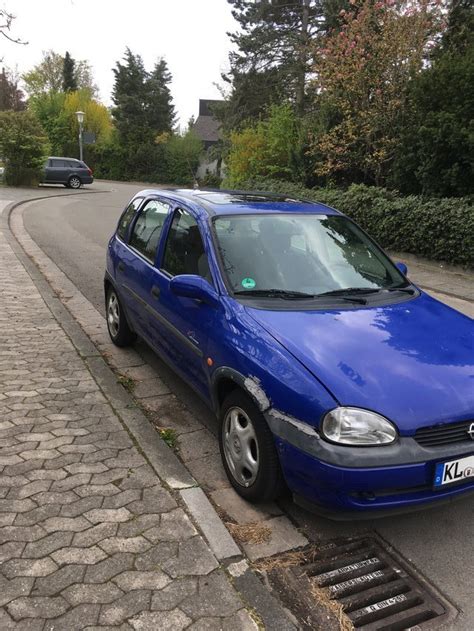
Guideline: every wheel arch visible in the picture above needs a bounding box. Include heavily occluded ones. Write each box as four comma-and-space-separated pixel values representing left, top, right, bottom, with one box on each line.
211, 367, 271, 415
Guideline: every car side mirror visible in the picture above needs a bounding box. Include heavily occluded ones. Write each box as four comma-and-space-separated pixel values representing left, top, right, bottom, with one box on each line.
170, 274, 219, 307
395, 262, 408, 276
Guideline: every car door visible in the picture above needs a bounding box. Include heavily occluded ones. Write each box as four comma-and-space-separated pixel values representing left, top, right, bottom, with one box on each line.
149, 207, 218, 397
43, 159, 55, 183
47, 159, 68, 183
114, 197, 172, 342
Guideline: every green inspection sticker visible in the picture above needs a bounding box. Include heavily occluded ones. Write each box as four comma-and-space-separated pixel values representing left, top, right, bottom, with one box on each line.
241, 277, 256, 289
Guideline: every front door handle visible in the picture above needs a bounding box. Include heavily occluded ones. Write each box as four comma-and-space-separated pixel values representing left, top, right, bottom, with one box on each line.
117, 261, 125, 272
151, 285, 160, 299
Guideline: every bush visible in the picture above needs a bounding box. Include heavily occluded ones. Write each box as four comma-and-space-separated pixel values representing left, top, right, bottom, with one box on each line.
233, 178, 474, 269
0, 111, 50, 186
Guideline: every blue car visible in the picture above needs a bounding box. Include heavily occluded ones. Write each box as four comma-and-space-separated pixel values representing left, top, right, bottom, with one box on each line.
104, 189, 474, 517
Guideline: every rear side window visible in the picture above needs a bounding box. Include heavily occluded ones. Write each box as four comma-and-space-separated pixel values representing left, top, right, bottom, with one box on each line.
129, 199, 171, 263
162, 209, 211, 280
51, 159, 67, 167
117, 198, 143, 241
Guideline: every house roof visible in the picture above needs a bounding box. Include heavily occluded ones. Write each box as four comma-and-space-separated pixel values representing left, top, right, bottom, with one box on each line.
192, 99, 224, 144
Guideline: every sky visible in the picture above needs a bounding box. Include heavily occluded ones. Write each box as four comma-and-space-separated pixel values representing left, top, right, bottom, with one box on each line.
1, 0, 238, 127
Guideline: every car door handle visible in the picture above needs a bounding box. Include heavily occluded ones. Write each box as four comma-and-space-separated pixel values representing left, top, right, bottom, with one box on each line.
151, 286, 160, 299
117, 261, 125, 272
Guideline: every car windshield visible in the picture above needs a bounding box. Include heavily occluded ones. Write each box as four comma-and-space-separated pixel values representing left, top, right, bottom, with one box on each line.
214, 214, 406, 297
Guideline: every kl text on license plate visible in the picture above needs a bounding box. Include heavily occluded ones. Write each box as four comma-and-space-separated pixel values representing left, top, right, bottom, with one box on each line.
434, 454, 474, 488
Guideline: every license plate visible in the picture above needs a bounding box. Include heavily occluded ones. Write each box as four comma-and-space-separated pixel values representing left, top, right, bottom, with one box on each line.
434, 454, 474, 488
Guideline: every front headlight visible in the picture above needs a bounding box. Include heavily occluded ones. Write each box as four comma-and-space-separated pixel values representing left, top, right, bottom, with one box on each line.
321, 407, 397, 446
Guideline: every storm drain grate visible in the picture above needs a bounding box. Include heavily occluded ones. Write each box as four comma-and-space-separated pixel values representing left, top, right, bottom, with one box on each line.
265, 536, 456, 631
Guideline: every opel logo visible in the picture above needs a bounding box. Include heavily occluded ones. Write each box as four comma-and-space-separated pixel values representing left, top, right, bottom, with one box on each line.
468, 423, 474, 440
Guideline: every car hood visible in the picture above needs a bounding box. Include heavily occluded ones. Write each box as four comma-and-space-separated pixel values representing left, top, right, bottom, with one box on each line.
246, 293, 474, 433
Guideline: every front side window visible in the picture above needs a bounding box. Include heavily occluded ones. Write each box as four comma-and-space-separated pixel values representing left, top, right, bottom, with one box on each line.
214, 214, 405, 296
117, 197, 143, 241
129, 199, 170, 262
162, 209, 211, 280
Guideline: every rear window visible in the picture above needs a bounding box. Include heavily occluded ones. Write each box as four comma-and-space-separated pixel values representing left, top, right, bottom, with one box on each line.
117, 197, 143, 241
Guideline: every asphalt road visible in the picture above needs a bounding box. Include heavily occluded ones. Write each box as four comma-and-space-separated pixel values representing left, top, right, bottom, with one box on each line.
23, 181, 474, 629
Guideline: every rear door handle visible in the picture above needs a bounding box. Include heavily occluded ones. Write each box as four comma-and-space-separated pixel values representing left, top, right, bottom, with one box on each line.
151, 285, 160, 299
117, 261, 125, 272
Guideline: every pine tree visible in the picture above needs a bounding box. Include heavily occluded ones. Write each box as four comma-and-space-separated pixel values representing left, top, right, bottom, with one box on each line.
62, 51, 77, 92
146, 58, 175, 134
111, 48, 149, 145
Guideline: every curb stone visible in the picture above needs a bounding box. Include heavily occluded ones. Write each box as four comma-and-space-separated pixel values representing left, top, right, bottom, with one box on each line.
2, 195, 298, 630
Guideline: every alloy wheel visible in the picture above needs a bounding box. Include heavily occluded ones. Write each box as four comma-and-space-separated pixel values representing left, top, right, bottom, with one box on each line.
69, 176, 81, 188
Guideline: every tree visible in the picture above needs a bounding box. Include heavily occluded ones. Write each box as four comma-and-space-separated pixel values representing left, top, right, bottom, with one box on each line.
0, 66, 26, 111
111, 48, 149, 145
310, 0, 442, 186
0, 110, 49, 185
62, 51, 78, 92
391, 0, 474, 196
23, 50, 97, 97
0, 7, 27, 47
225, 104, 303, 186
29, 89, 113, 157
147, 58, 175, 134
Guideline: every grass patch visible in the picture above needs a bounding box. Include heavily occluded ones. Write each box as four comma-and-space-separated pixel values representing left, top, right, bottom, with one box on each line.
159, 427, 178, 449
117, 374, 135, 392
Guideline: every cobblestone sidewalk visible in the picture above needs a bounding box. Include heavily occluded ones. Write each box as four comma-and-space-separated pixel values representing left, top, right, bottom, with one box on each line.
0, 230, 256, 629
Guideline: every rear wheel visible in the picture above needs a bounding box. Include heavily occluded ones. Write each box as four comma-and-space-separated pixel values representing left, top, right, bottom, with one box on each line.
106, 287, 135, 347
68, 175, 81, 189
219, 390, 285, 502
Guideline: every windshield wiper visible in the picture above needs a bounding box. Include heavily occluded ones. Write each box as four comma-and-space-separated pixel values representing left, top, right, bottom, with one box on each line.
384, 285, 416, 294
317, 287, 381, 297
234, 289, 315, 300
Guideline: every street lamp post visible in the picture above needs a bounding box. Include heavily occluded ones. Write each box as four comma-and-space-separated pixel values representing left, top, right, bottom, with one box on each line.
75, 111, 85, 162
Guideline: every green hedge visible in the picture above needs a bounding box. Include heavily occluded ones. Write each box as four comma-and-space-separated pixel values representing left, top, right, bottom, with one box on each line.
234, 179, 474, 269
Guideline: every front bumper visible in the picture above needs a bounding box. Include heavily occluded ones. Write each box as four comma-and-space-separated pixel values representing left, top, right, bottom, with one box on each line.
266, 410, 474, 515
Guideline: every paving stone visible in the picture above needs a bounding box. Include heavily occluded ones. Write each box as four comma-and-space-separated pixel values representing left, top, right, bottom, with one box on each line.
41, 515, 91, 532
177, 429, 219, 462
241, 515, 308, 561
135, 542, 178, 571
85, 552, 134, 583
42, 603, 101, 631
14, 504, 61, 526
65, 462, 108, 474
181, 571, 242, 618
223, 608, 259, 630
150, 578, 197, 611
76, 483, 121, 497
60, 495, 103, 517
113, 570, 171, 591
130, 608, 191, 631
185, 453, 230, 492
22, 530, 73, 558
84, 507, 132, 523
162, 537, 218, 578
62, 582, 124, 605
26, 468, 68, 481
98, 589, 151, 626
7, 595, 69, 619
50, 472, 91, 491
32, 564, 85, 596
99, 536, 152, 554
117, 513, 160, 538
103, 489, 141, 509
0, 541, 26, 562
72, 522, 118, 547
0, 512, 15, 526
0, 498, 36, 513
51, 545, 108, 565
127, 487, 177, 515
0, 577, 34, 607
0, 525, 47, 544
2, 557, 58, 578
144, 508, 197, 543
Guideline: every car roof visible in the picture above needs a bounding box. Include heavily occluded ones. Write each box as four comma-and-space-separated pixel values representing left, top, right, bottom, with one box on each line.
49, 156, 82, 162
133, 188, 341, 218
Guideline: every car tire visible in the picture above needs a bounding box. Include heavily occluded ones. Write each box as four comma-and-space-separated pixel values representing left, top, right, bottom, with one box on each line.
219, 389, 285, 502
68, 175, 82, 189
106, 287, 136, 347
